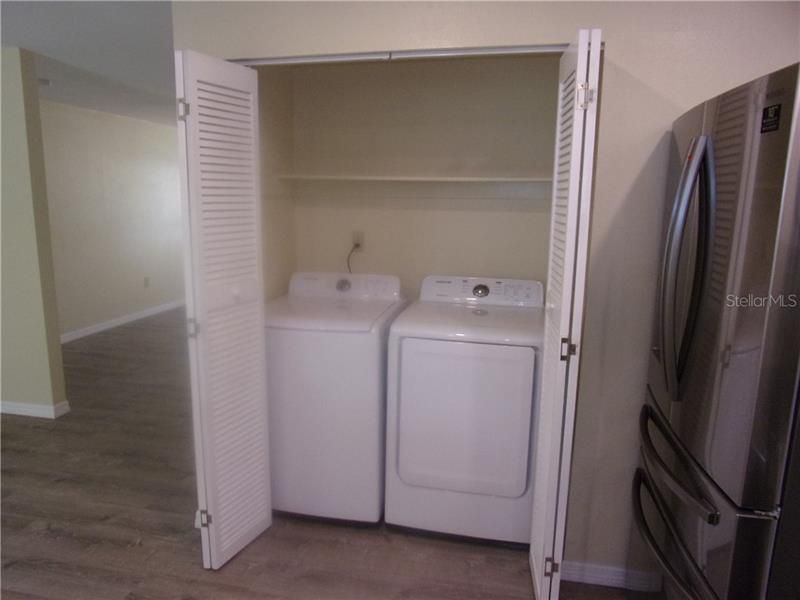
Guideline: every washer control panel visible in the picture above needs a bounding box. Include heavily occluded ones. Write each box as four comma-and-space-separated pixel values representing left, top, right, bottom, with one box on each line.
420, 276, 544, 307
289, 272, 401, 301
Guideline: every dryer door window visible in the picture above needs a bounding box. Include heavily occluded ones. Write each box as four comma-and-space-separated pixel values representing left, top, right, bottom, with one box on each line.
397, 338, 535, 498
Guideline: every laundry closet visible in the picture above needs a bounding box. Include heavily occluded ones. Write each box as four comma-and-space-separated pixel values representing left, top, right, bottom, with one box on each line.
175, 29, 600, 600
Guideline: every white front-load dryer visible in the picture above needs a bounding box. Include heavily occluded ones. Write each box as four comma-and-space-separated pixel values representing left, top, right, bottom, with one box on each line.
265, 272, 405, 523
385, 275, 544, 543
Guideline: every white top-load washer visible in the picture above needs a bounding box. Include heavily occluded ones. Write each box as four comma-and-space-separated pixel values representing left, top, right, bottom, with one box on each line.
385, 275, 544, 543
265, 272, 405, 523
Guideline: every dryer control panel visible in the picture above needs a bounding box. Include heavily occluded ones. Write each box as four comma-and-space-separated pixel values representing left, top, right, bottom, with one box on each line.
419, 276, 544, 307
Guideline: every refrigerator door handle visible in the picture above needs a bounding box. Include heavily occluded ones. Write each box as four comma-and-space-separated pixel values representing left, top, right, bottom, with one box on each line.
632, 468, 718, 600
659, 135, 716, 398
658, 139, 695, 396
640, 405, 721, 525
678, 139, 715, 378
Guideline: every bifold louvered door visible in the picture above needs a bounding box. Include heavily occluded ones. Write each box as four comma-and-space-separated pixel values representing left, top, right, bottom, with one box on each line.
175, 50, 271, 570
529, 29, 602, 600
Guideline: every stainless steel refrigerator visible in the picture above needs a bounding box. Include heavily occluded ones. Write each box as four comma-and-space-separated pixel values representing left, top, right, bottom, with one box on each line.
632, 63, 800, 599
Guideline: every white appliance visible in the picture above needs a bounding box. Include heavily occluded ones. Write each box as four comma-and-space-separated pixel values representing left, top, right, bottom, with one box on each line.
385, 275, 545, 543
265, 272, 405, 523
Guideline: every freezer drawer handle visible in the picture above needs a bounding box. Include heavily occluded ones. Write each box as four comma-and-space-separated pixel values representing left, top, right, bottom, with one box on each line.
640, 405, 721, 525
632, 468, 719, 600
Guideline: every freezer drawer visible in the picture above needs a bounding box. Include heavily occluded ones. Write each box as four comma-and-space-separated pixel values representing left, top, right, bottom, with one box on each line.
638, 404, 777, 600
633, 467, 715, 600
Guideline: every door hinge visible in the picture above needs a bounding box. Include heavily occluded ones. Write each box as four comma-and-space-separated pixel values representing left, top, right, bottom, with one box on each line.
187, 318, 198, 338
560, 338, 577, 361
177, 99, 190, 121
577, 82, 595, 110
544, 557, 560, 577
196, 509, 212, 527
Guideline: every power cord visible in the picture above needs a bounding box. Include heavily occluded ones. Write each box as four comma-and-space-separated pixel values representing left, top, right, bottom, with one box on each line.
346, 242, 361, 274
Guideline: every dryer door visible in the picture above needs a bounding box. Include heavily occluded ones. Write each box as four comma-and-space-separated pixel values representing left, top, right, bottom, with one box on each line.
397, 338, 535, 498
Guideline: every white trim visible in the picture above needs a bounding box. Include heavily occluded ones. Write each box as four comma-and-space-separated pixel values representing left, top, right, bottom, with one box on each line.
175, 48, 213, 569
2, 400, 71, 419
529, 551, 544, 600
561, 560, 662, 593
389, 44, 568, 61
60, 300, 184, 344
237, 51, 389, 66
234, 44, 570, 67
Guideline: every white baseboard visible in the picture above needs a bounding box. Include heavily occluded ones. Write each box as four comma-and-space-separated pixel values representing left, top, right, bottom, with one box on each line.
60, 300, 184, 344
2, 400, 71, 419
561, 560, 662, 592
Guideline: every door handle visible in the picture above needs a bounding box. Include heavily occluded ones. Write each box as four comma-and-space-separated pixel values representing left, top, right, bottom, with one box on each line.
659, 135, 716, 398
677, 138, 716, 380
640, 405, 721, 525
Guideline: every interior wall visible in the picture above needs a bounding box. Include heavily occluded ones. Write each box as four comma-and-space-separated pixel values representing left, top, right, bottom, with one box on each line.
293, 199, 551, 296
174, 1, 800, 574
1, 48, 67, 415
259, 68, 296, 299
291, 57, 557, 176
284, 56, 558, 295
39, 100, 183, 336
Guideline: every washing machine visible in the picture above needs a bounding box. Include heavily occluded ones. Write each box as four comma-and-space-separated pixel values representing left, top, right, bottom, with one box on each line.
385, 275, 544, 543
265, 272, 405, 523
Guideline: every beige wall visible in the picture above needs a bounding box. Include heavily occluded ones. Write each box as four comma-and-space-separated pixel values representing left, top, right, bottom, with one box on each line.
1, 48, 67, 415
174, 1, 800, 571
290, 57, 557, 177
39, 101, 183, 335
259, 68, 297, 300
293, 200, 550, 297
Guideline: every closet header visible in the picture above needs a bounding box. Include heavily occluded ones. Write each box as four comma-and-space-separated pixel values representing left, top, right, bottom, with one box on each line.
234, 44, 569, 66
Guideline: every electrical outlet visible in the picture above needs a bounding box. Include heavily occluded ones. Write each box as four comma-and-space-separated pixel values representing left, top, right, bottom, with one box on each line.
143, 276, 150, 288
352, 231, 364, 251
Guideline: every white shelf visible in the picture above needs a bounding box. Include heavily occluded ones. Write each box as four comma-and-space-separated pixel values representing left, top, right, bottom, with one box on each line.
277, 173, 552, 183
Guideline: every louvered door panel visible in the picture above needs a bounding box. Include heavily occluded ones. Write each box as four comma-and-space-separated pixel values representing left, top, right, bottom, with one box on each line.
529, 67, 573, 597
176, 50, 271, 570
529, 29, 602, 600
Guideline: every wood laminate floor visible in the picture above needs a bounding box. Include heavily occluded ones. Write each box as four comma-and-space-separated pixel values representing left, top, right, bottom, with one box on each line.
2, 308, 635, 599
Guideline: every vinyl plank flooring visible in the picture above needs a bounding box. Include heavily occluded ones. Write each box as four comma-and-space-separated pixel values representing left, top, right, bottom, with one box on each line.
2, 308, 634, 599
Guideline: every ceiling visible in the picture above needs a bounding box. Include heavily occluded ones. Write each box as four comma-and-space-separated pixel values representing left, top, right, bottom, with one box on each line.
2, 1, 176, 124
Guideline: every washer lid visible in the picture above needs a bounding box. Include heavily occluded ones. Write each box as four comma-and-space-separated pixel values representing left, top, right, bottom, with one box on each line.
390, 301, 544, 346
265, 296, 399, 332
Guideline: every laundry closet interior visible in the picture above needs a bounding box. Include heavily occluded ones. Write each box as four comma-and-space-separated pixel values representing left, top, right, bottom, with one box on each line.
254, 53, 558, 300
177, 29, 600, 600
